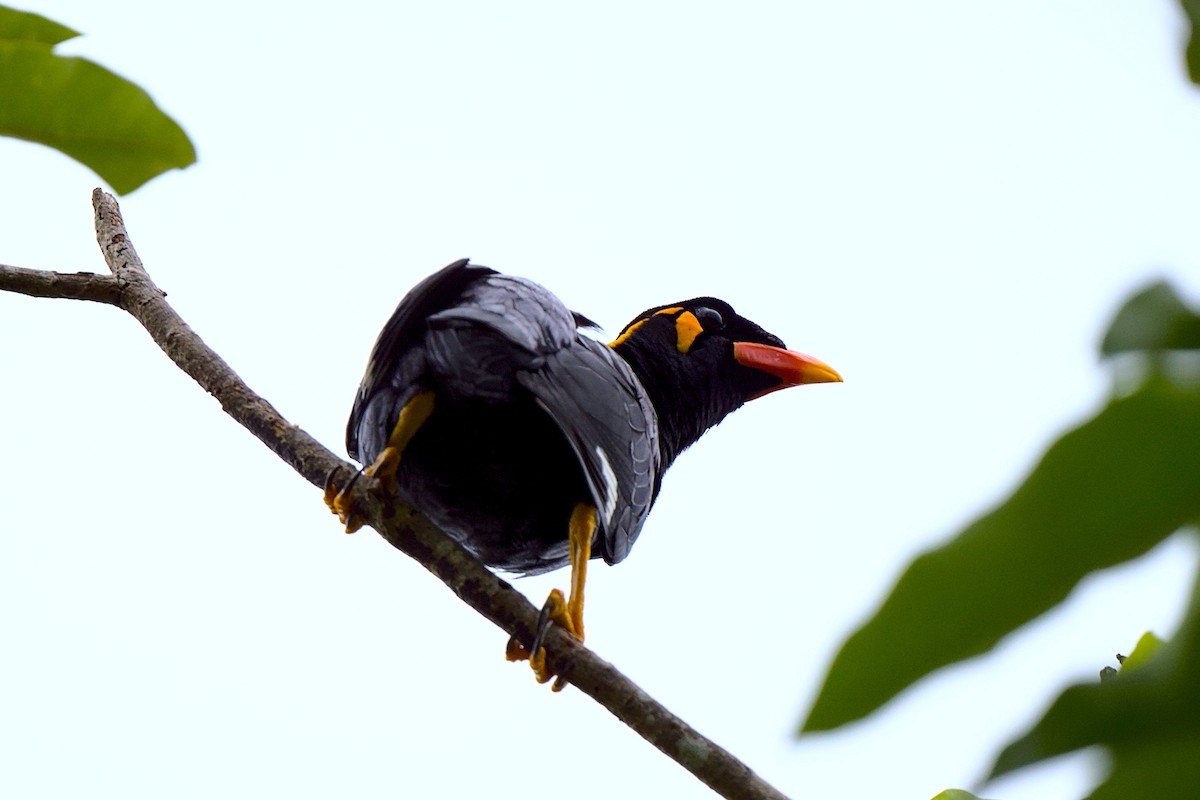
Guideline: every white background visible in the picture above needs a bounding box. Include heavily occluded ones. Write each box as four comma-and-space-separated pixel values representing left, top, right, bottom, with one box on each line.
2, 2, 1198, 798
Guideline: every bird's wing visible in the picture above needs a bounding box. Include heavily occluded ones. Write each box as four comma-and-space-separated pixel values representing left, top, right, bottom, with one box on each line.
426, 273, 660, 562
427, 273, 577, 358
347, 258, 496, 461
421, 273, 659, 562
349, 262, 659, 564
518, 337, 660, 565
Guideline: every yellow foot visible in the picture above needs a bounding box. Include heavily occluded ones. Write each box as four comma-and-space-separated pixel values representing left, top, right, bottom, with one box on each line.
505, 503, 595, 692
506, 588, 580, 692
323, 469, 366, 533
324, 392, 435, 534
321, 444, 404, 534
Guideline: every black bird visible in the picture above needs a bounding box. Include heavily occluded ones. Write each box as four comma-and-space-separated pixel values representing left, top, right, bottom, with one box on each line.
327, 259, 840, 688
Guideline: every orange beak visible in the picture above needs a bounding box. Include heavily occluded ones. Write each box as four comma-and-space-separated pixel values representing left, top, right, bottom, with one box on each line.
733, 341, 843, 397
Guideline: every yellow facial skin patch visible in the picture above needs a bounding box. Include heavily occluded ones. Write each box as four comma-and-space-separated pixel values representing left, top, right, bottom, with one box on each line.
674, 311, 703, 353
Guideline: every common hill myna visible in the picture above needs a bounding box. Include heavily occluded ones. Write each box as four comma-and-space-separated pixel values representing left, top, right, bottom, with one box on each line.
327, 259, 840, 689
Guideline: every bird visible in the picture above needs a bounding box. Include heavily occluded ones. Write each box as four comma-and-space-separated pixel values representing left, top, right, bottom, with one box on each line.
325, 258, 841, 689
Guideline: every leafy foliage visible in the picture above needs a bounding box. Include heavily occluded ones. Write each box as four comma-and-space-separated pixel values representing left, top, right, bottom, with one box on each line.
803, 280, 1200, 796
991, 608, 1200, 799
0, 5, 194, 193
803, 373, 1200, 732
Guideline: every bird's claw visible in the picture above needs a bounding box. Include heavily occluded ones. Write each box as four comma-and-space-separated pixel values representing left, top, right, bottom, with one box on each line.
323, 467, 366, 533
506, 589, 576, 691
504, 636, 532, 662
530, 589, 566, 655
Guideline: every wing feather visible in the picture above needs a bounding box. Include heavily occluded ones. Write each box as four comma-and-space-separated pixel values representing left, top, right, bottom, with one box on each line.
519, 338, 660, 564
347, 259, 495, 461
348, 260, 660, 567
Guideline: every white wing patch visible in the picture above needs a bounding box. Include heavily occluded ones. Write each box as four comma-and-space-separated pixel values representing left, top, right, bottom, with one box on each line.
593, 445, 619, 526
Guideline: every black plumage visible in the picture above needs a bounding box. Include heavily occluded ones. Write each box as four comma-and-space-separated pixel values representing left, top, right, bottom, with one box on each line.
345, 258, 840, 576
335, 258, 840, 687
347, 259, 657, 574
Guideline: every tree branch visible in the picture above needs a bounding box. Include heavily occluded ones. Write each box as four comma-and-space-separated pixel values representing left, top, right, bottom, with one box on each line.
0, 262, 122, 304
0, 189, 790, 800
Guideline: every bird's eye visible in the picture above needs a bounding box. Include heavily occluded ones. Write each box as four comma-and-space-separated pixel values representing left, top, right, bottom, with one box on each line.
693, 306, 724, 331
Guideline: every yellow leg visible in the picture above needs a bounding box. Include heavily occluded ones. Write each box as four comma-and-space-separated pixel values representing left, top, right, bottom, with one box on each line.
325, 391, 435, 532
507, 503, 596, 691
566, 503, 593, 641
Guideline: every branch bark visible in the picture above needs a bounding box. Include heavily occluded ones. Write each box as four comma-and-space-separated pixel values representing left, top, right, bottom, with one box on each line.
0, 262, 121, 304
0, 189, 791, 800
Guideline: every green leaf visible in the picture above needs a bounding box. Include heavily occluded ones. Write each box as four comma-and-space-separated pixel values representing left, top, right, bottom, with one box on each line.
1183, 1, 1200, 85
989, 567, 1200, 800
801, 380, 1200, 733
931, 790, 994, 800
1100, 281, 1200, 357
0, 7, 194, 193
990, 623, 1188, 776
0, 5, 78, 45
1119, 632, 1165, 673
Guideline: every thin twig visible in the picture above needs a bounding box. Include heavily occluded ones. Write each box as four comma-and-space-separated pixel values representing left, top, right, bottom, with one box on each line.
0, 189, 791, 800
0, 262, 122, 304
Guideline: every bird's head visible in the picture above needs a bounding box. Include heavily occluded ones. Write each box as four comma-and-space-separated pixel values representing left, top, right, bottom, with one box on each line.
608, 297, 841, 466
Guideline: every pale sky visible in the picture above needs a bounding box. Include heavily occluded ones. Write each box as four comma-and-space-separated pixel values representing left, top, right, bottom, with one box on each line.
3, 2, 1199, 798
